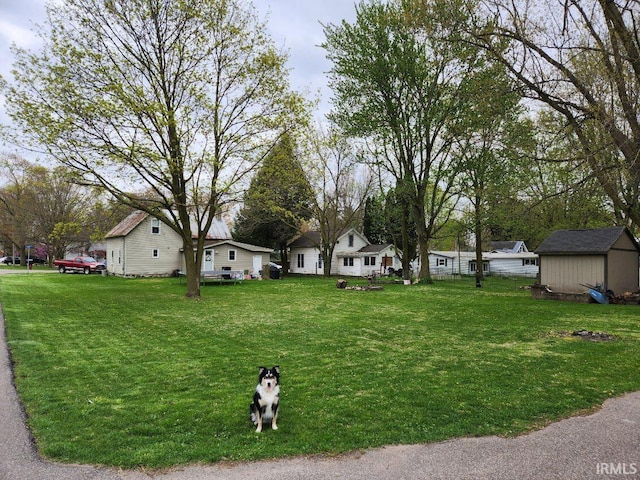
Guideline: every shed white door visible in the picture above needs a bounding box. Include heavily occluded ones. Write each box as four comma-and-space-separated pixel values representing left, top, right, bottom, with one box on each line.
253, 255, 262, 275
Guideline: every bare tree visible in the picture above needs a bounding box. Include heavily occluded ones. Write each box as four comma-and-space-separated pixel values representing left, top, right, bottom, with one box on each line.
323, 0, 483, 283
0, 155, 34, 261
473, 0, 640, 228
4, 0, 306, 297
302, 126, 373, 276
0, 154, 93, 261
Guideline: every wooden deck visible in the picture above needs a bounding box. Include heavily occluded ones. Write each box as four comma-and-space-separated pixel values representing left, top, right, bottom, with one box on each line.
178, 270, 244, 285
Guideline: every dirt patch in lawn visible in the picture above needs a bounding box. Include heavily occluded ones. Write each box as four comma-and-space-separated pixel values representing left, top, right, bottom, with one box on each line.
555, 330, 616, 342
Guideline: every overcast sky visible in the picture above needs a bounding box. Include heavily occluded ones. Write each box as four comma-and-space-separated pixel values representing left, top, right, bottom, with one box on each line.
0, 0, 358, 155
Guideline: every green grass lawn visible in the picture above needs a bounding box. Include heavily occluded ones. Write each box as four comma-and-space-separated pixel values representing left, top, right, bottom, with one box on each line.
1, 273, 639, 468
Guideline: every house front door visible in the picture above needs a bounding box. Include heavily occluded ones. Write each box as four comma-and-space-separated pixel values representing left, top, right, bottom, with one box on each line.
204, 249, 214, 271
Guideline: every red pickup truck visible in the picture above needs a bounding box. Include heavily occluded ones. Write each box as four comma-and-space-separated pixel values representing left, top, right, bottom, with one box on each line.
54, 256, 106, 274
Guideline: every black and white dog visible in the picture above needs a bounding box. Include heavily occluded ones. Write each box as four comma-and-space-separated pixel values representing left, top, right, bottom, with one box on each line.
249, 366, 280, 432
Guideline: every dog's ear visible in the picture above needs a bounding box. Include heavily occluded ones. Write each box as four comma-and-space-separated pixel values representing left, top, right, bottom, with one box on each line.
273, 365, 280, 375
258, 366, 266, 374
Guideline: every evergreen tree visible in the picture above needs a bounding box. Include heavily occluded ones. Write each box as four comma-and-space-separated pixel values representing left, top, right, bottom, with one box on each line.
362, 194, 388, 244
233, 133, 313, 270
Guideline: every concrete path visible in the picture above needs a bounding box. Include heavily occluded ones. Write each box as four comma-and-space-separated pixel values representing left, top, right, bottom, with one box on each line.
1, 288, 638, 479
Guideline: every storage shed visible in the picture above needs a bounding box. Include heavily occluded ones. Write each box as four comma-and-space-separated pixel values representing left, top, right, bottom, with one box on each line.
535, 227, 640, 294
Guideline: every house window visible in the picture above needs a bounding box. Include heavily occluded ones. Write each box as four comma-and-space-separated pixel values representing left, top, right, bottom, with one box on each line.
370, 256, 376, 266
348, 234, 354, 247
297, 253, 304, 268
228, 249, 237, 261
470, 261, 489, 273
364, 256, 376, 266
152, 249, 159, 258
317, 254, 323, 269
522, 258, 538, 266
343, 257, 354, 267
151, 218, 161, 234
437, 258, 448, 267
365, 257, 370, 266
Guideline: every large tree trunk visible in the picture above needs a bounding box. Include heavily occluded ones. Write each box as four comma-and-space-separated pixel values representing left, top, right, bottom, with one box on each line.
474, 194, 484, 285
417, 236, 432, 284
400, 202, 412, 281
322, 244, 334, 277
182, 237, 201, 298
414, 197, 433, 285
278, 240, 288, 278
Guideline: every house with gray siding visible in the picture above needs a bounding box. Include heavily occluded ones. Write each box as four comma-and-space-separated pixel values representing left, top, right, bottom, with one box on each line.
106, 211, 271, 277
189, 240, 273, 278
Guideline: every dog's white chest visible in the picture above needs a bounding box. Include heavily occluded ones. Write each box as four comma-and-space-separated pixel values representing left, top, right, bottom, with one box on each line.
257, 385, 279, 419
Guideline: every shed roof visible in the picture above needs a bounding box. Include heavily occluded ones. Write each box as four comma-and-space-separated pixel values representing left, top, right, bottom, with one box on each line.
205, 240, 273, 253
535, 227, 639, 255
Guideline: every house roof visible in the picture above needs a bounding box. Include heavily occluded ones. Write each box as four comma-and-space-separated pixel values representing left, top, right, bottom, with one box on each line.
430, 251, 475, 260
336, 244, 399, 258
106, 210, 231, 240
491, 240, 528, 253
359, 243, 394, 254
105, 210, 148, 237
484, 251, 538, 260
430, 250, 538, 260
288, 231, 321, 248
535, 227, 639, 255
288, 229, 371, 248
205, 240, 273, 253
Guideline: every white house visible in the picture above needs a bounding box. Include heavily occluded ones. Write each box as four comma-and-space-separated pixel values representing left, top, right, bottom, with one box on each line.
428, 241, 539, 278
105, 211, 272, 277
490, 240, 529, 254
288, 229, 402, 277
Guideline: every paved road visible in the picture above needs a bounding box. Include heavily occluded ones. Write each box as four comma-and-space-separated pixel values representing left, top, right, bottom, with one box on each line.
1, 280, 638, 479
0, 268, 57, 275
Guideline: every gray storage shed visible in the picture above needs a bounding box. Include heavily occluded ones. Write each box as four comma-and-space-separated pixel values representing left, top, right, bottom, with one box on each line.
535, 227, 640, 294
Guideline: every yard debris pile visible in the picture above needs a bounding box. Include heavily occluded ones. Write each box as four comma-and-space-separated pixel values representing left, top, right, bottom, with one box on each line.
582, 282, 640, 304
571, 330, 615, 341
608, 291, 640, 304
552, 330, 616, 341
532, 283, 640, 304
336, 279, 383, 291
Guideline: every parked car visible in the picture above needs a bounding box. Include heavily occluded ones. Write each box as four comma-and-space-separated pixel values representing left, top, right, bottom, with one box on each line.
0, 256, 20, 265
27, 257, 46, 265
268, 262, 282, 279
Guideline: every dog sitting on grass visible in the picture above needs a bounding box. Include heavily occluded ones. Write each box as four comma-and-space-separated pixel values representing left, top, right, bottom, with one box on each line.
250, 366, 280, 432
